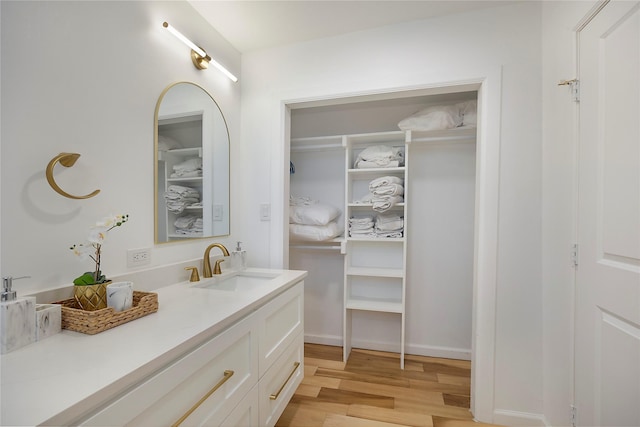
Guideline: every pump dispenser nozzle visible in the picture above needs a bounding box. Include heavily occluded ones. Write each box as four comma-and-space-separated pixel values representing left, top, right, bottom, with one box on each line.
1, 277, 17, 302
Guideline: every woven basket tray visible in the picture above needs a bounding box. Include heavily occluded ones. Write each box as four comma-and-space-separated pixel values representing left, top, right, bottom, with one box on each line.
56, 291, 158, 335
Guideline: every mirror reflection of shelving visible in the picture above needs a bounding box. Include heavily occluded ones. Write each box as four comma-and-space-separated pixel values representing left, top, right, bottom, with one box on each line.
158, 114, 205, 240
154, 82, 230, 244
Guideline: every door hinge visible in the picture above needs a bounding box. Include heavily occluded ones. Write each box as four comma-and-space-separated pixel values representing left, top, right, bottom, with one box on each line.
571, 244, 579, 267
570, 404, 577, 427
558, 79, 580, 102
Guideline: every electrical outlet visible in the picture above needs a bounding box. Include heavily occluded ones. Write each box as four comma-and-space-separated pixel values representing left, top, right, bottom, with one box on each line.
127, 248, 151, 267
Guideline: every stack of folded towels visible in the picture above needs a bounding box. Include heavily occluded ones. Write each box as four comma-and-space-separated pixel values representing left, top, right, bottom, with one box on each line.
375, 213, 404, 238
164, 185, 200, 214
289, 196, 343, 242
354, 176, 405, 213
349, 213, 404, 238
174, 215, 203, 236
354, 145, 404, 169
170, 157, 202, 178
348, 215, 375, 237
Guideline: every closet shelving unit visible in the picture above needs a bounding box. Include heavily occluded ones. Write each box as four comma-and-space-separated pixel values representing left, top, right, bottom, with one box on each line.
157, 114, 206, 240
290, 126, 476, 369
343, 130, 409, 368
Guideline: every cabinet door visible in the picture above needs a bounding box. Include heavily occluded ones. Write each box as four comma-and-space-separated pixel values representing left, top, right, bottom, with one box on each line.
258, 282, 304, 376
259, 332, 304, 427
81, 313, 258, 427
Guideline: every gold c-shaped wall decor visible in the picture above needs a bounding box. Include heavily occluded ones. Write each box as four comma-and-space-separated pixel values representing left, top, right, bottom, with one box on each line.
45, 153, 101, 200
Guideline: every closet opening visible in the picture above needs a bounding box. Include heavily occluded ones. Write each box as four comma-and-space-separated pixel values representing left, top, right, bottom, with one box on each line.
283, 80, 496, 416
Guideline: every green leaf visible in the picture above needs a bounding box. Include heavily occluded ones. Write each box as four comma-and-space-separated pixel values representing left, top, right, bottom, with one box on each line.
73, 272, 97, 286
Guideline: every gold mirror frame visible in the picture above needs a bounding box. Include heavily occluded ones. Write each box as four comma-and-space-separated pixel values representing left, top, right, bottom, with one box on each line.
154, 82, 230, 243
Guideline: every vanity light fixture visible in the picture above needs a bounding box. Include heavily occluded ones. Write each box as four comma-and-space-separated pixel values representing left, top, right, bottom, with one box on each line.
162, 22, 238, 82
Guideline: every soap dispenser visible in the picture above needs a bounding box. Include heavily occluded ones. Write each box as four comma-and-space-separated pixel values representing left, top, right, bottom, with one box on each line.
0, 276, 36, 354
231, 241, 247, 270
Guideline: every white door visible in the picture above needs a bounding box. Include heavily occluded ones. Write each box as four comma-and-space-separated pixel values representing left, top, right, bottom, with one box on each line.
575, 1, 640, 426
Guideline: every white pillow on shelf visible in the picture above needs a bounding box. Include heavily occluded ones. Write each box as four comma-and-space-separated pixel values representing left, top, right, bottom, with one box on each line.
397, 104, 463, 131
289, 203, 341, 226
289, 222, 343, 242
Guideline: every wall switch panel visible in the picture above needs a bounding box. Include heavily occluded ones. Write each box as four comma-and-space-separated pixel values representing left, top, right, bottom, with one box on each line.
260, 203, 271, 221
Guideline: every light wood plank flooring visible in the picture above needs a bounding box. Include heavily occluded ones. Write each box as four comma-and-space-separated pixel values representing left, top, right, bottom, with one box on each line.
276, 344, 501, 427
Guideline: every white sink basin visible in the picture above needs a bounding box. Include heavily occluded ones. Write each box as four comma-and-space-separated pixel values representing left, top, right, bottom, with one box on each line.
194, 271, 280, 293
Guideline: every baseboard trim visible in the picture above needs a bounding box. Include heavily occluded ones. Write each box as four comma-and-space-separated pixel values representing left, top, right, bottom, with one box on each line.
304, 334, 342, 347
493, 409, 548, 426
303, 334, 471, 360
406, 343, 471, 361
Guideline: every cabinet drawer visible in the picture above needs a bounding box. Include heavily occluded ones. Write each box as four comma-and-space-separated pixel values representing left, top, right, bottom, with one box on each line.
259, 332, 304, 427
220, 384, 259, 427
81, 313, 258, 427
259, 282, 304, 376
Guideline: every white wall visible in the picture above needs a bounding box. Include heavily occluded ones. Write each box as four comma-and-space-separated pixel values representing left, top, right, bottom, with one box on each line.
240, 2, 543, 424
0, 1, 241, 296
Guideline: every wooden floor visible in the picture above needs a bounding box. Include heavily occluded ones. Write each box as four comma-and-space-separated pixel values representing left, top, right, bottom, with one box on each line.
276, 344, 500, 427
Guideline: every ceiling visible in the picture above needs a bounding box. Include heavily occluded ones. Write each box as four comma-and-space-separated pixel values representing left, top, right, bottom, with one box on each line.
188, 0, 520, 53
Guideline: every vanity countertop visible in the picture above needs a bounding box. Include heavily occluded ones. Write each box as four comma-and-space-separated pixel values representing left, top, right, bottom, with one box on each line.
0, 268, 307, 426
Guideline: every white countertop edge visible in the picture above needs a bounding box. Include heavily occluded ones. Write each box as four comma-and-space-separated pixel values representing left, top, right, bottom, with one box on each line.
1, 268, 307, 426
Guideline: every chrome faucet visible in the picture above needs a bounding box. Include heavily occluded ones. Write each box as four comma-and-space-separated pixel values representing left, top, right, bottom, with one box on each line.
203, 243, 230, 277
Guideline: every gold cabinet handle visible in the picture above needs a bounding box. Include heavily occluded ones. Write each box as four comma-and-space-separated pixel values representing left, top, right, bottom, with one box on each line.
269, 362, 300, 401
45, 152, 101, 199
172, 369, 234, 427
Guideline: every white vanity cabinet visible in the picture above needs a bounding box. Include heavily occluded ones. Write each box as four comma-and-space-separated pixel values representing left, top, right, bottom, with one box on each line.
80, 308, 258, 427
79, 281, 304, 427
257, 283, 304, 426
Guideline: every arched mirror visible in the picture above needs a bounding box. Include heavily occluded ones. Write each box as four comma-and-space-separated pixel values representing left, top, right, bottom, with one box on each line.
154, 82, 230, 243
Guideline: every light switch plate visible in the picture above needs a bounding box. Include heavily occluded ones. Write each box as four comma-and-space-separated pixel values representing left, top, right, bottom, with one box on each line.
260, 203, 271, 221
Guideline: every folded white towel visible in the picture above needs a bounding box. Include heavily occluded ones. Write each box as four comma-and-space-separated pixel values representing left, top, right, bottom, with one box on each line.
290, 195, 317, 206
173, 157, 202, 172
376, 213, 403, 224
372, 195, 404, 212
375, 216, 404, 231
356, 160, 400, 169
371, 183, 404, 197
349, 215, 375, 225
170, 170, 202, 178
354, 145, 404, 169
369, 176, 404, 188
166, 199, 199, 213
374, 230, 403, 238
353, 193, 375, 204
166, 185, 200, 198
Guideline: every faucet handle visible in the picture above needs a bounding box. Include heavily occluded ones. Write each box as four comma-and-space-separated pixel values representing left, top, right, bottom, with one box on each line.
213, 259, 225, 275
184, 267, 200, 282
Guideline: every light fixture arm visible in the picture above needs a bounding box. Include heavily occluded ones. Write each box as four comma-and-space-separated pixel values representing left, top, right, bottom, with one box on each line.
162, 21, 238, 82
